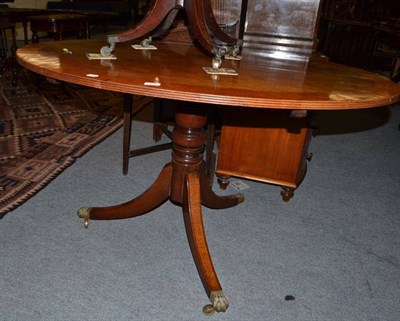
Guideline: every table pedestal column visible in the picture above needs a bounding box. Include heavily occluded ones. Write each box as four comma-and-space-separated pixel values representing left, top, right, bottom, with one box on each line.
78, 106, 244, 314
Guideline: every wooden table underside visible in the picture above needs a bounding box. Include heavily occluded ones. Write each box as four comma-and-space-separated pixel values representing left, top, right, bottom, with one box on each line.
107, 0, 238, 53
17, 40, 400, 314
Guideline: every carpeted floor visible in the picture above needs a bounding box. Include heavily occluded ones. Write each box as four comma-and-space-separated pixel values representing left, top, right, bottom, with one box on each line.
0, 91, 399, 320
0, 70, 124, 217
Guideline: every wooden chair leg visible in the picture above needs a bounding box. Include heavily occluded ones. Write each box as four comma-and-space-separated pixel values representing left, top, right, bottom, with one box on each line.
204, 105, 221, 187
153, 100, 164, 142
124, 100, 219, 182
10, 26, 19, 91
123, 95, 166, 175
0, 29, 7, 73
123, 94, 133, 175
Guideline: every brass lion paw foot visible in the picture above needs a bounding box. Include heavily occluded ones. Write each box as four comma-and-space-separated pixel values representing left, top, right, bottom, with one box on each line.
77, 207, 91, 228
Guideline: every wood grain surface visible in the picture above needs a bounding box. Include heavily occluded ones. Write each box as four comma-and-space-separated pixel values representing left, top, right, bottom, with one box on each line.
17, 39, 400, 109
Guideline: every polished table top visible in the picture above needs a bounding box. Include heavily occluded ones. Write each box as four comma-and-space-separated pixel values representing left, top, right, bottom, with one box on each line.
17, 39, 400, 110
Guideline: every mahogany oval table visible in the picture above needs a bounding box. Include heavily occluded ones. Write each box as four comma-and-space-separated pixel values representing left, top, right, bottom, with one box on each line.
17, 39, 400, 315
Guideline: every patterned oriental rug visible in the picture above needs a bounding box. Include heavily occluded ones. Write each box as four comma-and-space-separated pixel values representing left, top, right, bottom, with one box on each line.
0, 71, 124, 218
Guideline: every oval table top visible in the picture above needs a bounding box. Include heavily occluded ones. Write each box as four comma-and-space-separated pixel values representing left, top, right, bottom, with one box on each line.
17, 39, 400, 110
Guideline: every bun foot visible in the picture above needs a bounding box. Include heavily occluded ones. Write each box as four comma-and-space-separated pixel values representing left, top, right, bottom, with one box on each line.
217, 174, 230, 190
280, 187, 295, 202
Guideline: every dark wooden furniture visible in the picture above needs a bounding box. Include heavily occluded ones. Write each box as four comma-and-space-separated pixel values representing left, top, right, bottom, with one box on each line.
0, 21, 17, 87
242, 0, 322, 57
214, 0, 322, 201
17, 39, 400, 315
0, 7, 112, 44
118, 0, 241, 177
0, 8, 51, 45
100, 0, 239, 57
94, 0, 240, 178
122, 95, 215, 185
121, 94, 173, 176
0, 21, 14, 70
216, 108, 313, 201
30, 14, 89, 43
318, 0, 400, 74
46, 1, 132, 29
372, 27, 400, 82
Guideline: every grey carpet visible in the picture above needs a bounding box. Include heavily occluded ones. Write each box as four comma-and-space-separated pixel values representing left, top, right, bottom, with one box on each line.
0, 103, 399, 321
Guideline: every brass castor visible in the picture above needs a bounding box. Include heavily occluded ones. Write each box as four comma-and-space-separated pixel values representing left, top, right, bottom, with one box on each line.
203, 290, 229, 316
203, 304, 215, 316
77, 207, 91, 228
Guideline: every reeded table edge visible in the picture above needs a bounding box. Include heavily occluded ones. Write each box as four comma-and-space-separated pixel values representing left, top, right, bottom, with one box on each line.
16, 43, 400, 110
